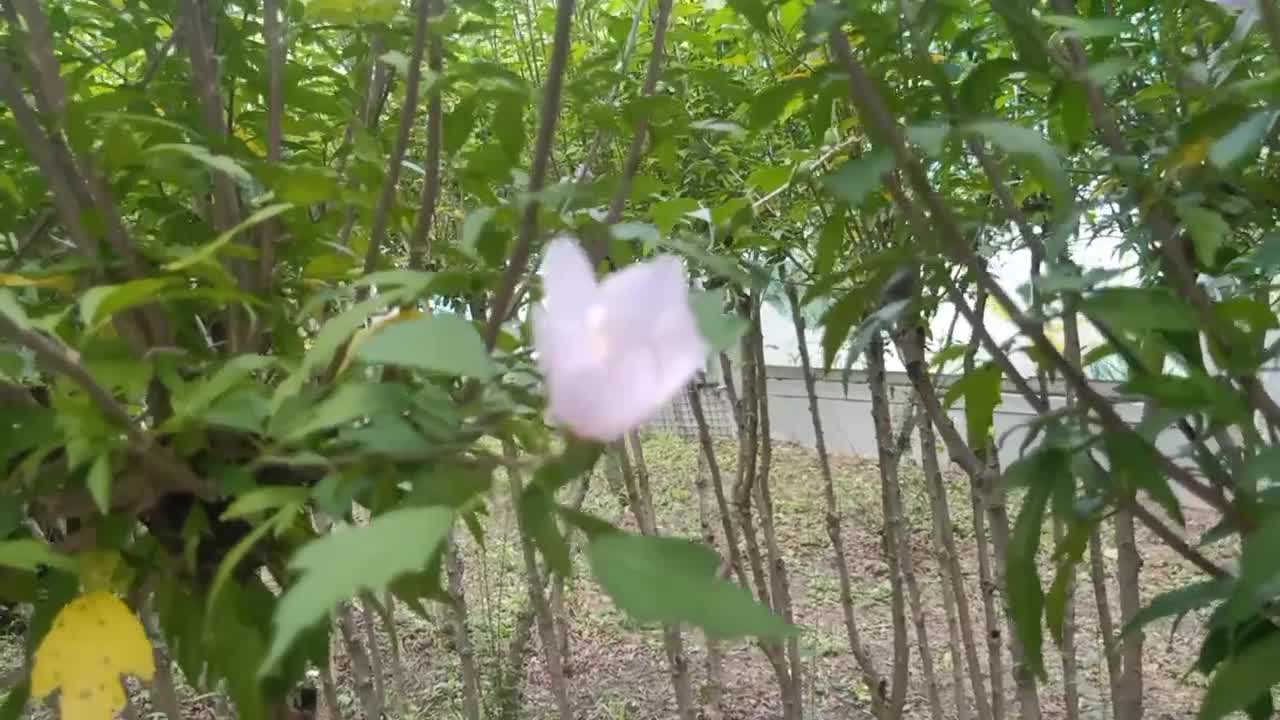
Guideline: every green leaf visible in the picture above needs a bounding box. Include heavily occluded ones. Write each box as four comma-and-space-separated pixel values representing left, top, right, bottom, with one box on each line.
276, 382, 411, 441
746, 166, 793, 195
147, 144, 254, 185
651, 198, 701, 235
1041, 14, 1134, 38
1200, 632, 1280, 720
262, 507, 454, 674
163, 204, 293, 273
80, 278, 181, 328
943, 363, 1002, 445
1058, 82, 1091, 149
587, 534, 793, 638
814, 212, 845, 277
1103, 432, 1186, 526
1045, 520, 1091, 646
965, 121, 1069, 202
691, 290, 748, 354
1122, 579, 1229, 639
87, 454, 112, 516
306, 0, 400, 23
1210, 111, 1279, 170
907, 123, 951, 157
1006, 450, 1064, 679
957, 58, 1023, 116
172, 355, 278, 423
1080, 288, 1198, 332
353, 314, 496, 379
1223, 515, 1280, 624
726, 0, 770, 35
221, 487, 312, 521
1178, 205, 1230, 268
0, 540, 77, 573
494, 92, 528, 161
988, 0, 1049, 70
821, 148, 894, 208
748, 81, 806, 130
521, 488, 571, 577
532, 440, 604, 495
444, 95, 480, 155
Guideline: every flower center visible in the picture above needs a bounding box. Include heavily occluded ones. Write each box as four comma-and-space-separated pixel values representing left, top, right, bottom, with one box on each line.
586, 303, 609, 361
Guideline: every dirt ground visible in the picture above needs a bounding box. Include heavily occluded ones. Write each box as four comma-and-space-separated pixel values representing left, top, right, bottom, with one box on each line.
1, 433, 1228, 720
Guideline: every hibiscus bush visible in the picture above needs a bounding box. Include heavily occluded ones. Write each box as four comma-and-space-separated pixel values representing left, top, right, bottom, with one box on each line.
3, 0, 1280, 718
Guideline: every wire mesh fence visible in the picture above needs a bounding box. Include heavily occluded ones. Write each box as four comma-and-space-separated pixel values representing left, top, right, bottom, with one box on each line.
645, 382, 737, 440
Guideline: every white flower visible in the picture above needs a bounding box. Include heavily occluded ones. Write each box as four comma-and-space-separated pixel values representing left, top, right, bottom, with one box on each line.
532, 238, 708, 442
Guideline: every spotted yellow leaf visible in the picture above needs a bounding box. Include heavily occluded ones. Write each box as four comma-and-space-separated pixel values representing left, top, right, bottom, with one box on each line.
31, 591, 155, 720
0, 273, 75, 294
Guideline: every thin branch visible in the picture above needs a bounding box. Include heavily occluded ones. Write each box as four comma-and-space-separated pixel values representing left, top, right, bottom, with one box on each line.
259, 0, 285, 294
827, 23, 1248, 531
484, 0, 577, 349
594, 0, 675, 261
1048, 0, 1280, 433
3, 210, 55, 272
362, 0, 434, 276
133, 28, 181, 90
0, 312, 210, 503
408, 0, 446, 270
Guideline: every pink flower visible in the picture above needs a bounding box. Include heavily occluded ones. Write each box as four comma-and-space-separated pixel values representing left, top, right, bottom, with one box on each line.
533, 238, 708, 442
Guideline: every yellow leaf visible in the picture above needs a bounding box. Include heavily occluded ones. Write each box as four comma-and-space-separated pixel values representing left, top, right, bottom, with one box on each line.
31, 591, 156, 720
1170, 137, 1210, 171
0, 273, 76, 294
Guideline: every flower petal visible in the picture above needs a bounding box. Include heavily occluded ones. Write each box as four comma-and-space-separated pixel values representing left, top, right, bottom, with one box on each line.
539, 237, 598, 315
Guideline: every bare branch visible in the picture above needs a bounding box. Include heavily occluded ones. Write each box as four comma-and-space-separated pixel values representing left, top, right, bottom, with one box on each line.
826, 23, 1248, 531
594, 0, 675, 261
484, 0, 577, 349
361, 0, 434, 276
409, 0, 447, 271
259, 0, 285, 295
0, 311, 210, 503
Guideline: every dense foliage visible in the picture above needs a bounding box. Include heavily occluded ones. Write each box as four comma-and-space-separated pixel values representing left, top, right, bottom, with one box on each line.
2, 0, 1280, 718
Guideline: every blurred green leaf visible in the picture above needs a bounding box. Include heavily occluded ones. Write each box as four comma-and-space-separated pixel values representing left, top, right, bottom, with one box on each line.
588, 534, 794, 638
353, 314, 495, 379
821, 148, 894, 208
262, 506, 454, 673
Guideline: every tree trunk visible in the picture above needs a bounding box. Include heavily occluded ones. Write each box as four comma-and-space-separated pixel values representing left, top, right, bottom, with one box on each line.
689, 420, 727, 720
731, 297, 799, 720
1057, 295, 1083, 720
919, 412, 993, 720
1089, 530, 1123, 720
503, 440, 573, 720
751, 317, 804, 713
446, 542, 483, 720
782, 281, 888, 718
894, 326, 1043, 720
619, 431, 697, 720
1115, 509, 1144, 720
866, 333, 911, 719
